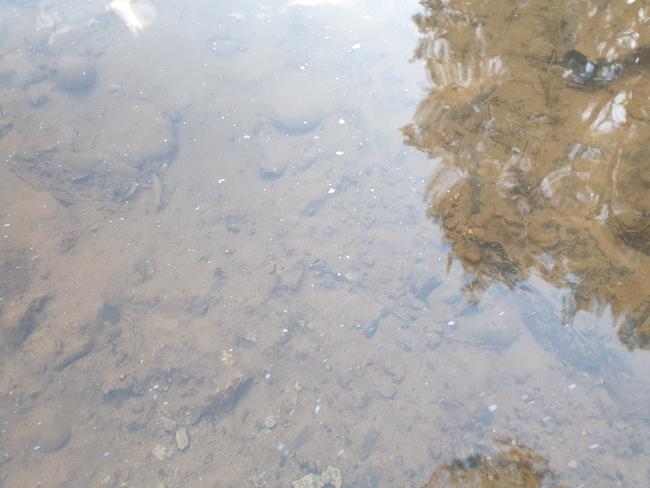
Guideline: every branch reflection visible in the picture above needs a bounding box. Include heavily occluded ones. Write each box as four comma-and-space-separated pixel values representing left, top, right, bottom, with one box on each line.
404, 0, 650, 350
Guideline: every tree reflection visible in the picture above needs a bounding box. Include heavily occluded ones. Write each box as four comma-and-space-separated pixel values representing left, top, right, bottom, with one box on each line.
423, 441, 562, 488
403, 0, 650, 349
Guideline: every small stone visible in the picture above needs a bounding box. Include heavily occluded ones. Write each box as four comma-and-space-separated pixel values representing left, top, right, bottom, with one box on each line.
344, 272, 358, 282
99, 475, 113, 486
263, 415, 277, 430
567, 459, 578, 470
258, 161, 288, 181
292, 473, 321, 488
221, 350, 234, 367
375, 375, 397, 399
152, 444, 167, 461
175, 427, 189, 451
160, 417, 176, 433
320, 466, 342, 488
291, 466, 342, 488
27, 85, 49, 107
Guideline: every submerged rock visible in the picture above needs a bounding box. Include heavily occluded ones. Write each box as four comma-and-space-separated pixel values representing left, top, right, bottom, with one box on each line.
1, 295, 50, 349
175, 427, 189, 451
315, 466, 343, 488
152, 444, 167, 461
293, 474, 322, 488
160, 417, 176, 433
292, 466, 342, 488
423, 442, 560, 488
192, 374, 253, 424
562, 49, 623, 88
262, 415, 277, 430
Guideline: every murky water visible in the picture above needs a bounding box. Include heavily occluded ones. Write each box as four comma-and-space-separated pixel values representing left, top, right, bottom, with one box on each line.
1, 1, 650, 487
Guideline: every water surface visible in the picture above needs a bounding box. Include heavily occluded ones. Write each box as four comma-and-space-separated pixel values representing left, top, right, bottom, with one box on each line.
1, 1, 650, 487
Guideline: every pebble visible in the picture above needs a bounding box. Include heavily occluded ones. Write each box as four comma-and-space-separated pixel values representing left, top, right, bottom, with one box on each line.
152, 444, 167, 461
27, 84, 49, 107
318, 465, 342, 488
263, 415, 277, 430
175, 427, 189, 451
567, 459, 578, 470
160, 417, 176, 433
99, 475, 113, 486
292, 474, 321, 488
292, 465, 342, 488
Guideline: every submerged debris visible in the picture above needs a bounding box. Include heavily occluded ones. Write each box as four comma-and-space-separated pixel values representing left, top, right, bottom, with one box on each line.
562, 49, 622, 88
192, 374, 253, 424
363, 308, 391, 339
562, 47, 650, 89
424, 441, 562, 487
152, 444, 167, 461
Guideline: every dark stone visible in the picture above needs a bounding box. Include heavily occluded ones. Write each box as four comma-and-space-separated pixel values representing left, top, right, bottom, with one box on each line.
364, 309, 390, 339
258, 163, 287, 181
97, 303, 120, 325
103, 387, 136, 407
10, 295, 49, 347
0, 122, 13, 139
359, 429, 380, 461
193, 375, 253, 424
562, 49, 623, 88
53, 340, 94, 372
410, 274, 441, 303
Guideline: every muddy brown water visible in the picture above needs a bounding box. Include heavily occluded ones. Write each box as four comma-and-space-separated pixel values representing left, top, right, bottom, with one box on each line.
1, 0, 650, 487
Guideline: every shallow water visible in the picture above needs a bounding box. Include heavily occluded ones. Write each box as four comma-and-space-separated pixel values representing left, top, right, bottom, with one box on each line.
1, 1, 650, 487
